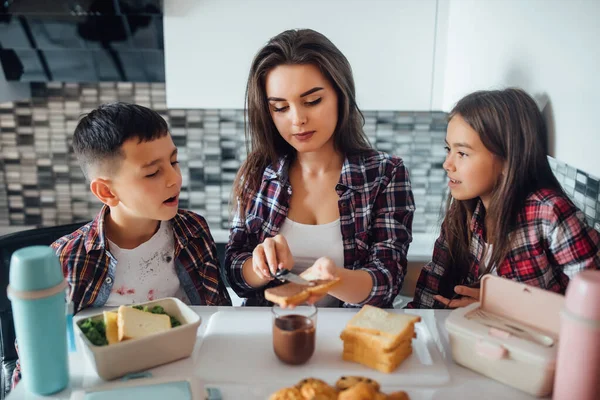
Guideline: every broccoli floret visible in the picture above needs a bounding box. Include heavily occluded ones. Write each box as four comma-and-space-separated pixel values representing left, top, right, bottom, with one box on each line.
169, 316, 181, 328
150, 305, 165, 314
79, 318, 108, 346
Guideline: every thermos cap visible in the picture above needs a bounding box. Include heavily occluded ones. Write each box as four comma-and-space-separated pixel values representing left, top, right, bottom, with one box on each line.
565, 270, 600, 322
9, 246, 64, 292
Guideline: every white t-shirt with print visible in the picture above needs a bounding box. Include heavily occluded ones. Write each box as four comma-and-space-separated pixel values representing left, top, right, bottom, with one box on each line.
105, 221, 190, 306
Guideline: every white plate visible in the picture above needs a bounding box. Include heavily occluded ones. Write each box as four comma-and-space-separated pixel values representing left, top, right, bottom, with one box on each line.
193, 308, 450, 388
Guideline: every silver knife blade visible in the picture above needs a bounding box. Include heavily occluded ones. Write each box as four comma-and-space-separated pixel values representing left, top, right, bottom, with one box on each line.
274, 269, 313, 286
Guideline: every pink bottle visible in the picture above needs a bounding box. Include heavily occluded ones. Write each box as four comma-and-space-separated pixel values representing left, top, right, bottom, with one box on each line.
553, 270, 600, 399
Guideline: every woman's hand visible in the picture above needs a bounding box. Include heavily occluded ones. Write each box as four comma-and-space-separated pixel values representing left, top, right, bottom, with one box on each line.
434, 285, 480, 309
301, 256, 339, 280
251, 234, 294, 280
300, 257, 340, 304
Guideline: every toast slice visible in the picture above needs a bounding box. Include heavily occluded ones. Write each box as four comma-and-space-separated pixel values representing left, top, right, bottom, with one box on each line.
265, 277, 341, 307
343, 340, 411, 365
117, 305, 171, 341
103, 311, 119, 345
343, 345, 413, 373
345, 305, 421, 347
340, 326, 416, 352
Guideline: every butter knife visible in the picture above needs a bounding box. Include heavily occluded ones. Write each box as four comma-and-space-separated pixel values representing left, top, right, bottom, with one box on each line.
273, 269, 314, 286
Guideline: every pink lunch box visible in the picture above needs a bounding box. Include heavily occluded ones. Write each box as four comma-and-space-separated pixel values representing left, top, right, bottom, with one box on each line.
445, 275, 564, 397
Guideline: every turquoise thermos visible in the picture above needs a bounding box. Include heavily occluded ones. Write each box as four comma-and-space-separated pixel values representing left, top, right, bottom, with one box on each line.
7, 246, 69, 395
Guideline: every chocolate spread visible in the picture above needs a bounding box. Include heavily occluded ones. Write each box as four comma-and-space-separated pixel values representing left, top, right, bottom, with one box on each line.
272, 314, 316, 365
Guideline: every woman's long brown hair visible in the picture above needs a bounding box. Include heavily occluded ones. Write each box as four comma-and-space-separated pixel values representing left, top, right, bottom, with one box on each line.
439, 88, 565, 298
231, 29, 372, 217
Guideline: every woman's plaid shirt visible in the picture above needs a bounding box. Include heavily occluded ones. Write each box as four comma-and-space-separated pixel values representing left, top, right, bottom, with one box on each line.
225, 150, 415, 308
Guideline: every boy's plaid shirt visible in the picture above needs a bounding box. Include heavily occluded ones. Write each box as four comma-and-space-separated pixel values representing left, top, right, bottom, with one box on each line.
52, 205, 231, 312
408, 188, 600, 309
225, 150, 415, 308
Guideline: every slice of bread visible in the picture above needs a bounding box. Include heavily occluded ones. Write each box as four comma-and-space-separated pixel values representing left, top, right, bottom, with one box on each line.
343, 340, 411, 365
117, 305, 171, 341
344, 340, 412, 362
265, 277, 341, 307
103, 311, 119, 345
343, 346, 413, 374
345, 305, 421, 345
340, 327, 417, 352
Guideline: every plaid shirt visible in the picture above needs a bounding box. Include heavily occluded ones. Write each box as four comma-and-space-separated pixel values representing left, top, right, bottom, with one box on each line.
225, 150, 415, 308
408, 188, 600, 309
52, 205, 231, 312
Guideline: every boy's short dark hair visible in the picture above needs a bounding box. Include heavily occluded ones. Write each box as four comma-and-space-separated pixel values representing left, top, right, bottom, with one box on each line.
73, 102, 169, 180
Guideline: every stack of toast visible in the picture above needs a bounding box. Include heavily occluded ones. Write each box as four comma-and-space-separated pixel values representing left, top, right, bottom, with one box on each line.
340, 305, 421, 373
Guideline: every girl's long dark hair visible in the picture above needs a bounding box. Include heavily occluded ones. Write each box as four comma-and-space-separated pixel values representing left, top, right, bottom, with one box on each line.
232, 29, 372, 217
439, 88, 565, 297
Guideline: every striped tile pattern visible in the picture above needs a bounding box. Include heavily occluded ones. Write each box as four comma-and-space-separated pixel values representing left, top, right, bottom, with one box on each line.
0, 82, 597, 234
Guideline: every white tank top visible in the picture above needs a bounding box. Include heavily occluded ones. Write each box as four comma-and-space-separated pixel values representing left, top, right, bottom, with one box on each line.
483, 243, 498, 276
278, 217, 344, 307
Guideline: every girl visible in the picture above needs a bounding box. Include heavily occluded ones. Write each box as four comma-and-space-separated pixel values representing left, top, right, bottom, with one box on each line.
408, 88, 600, 309
225, 29, 415, 308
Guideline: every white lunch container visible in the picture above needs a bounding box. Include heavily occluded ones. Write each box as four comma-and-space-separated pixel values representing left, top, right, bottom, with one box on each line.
75, 297, 201, 380
445, 275, 564, 397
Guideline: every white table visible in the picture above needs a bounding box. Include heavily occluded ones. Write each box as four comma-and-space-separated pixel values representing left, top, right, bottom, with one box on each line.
8, 307, 539, 400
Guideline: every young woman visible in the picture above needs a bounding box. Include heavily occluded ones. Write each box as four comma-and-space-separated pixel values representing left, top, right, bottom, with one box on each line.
408, 88, 600, 309
225, 29, 415, 308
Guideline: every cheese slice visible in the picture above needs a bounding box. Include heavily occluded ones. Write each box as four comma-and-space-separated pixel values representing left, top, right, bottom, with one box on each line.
117, 306, 171, 342
103, 311, 119, 345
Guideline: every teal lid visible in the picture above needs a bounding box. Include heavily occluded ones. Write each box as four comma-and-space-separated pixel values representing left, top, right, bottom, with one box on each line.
9, 246, 64, 292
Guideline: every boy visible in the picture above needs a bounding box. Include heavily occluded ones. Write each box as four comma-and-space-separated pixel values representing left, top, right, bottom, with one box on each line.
55, 102, 231, 311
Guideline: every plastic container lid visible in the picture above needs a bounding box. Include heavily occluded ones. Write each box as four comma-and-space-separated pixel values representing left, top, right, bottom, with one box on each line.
9, 246, 64, 292
84, 381, 192, 400
564, 270, 600, 321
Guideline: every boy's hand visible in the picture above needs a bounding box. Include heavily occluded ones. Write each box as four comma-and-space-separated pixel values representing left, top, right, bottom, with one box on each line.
252, 234, 294, 280
434, 285, 480, 308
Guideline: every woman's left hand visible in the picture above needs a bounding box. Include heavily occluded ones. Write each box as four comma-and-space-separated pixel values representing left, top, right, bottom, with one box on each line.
434, 285, 480, 308
300, 257, 340, 305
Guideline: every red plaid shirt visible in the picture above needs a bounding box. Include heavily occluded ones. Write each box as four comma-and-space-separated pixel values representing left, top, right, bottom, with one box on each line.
225, 150, 415, 308
408, 188, 600, 309
52, 205, 231, 312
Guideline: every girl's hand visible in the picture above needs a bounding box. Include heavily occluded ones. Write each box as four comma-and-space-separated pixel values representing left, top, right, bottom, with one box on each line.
252, 235, 294, 280
434, 285, 480, 309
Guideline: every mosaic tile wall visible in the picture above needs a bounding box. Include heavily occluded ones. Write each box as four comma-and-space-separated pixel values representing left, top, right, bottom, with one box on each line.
0, 82, 598, 237
548, 157, 600, 232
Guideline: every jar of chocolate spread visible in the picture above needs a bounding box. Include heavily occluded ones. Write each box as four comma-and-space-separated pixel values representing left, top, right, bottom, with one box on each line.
272, 305, 317, 365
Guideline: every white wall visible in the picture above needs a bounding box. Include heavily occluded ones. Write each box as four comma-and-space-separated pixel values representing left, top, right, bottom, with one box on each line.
0, 68, 30, 104
440, 0, 600, 176
164, 0, 438, 111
